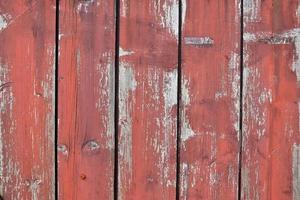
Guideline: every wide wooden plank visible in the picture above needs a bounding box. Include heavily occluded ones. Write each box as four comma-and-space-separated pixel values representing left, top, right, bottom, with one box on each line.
118, 0, 178, 199
180, 0, 241, 199
57, 0, 115, 199
0, 1, 56, 199
242, 0, 300, 199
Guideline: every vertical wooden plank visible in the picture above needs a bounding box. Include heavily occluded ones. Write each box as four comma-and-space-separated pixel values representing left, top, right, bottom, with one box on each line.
118, 0, 178, 199
242, 0, 300, 199
0, 1, 55, 199
58, 0, 115, 199
180, 0, 241, 199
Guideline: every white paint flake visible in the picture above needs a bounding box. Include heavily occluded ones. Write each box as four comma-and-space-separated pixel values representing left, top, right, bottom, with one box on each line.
293, 144, 300, 200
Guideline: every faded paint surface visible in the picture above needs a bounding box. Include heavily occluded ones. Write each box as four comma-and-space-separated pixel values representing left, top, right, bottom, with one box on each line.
180, 0, 241, 199
0, 1, 55, 199
58, 0, 115, 199
118, 0, 178, 199
242, 0, 300, 199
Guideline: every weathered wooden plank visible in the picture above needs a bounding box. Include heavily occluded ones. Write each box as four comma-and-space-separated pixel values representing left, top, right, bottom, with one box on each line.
57, 0, 115, 199
118, 0, 178, 199
242, 0, 300, 199
180, 0, 241, 199
0, 1, 56, 199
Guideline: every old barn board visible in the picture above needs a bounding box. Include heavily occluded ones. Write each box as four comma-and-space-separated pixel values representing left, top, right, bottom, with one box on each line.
118, 0, 178, 199
242, 0, 300, 199
0, 1, 56, 199
180, 0, 241, 199
57, 0, 115, 199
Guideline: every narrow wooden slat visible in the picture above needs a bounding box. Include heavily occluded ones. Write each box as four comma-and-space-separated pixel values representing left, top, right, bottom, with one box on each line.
118, 0, 178, 199
242, 1, 300, 199
57, 0, 115, 199
0, 1, 56, 199
180, 0, 241, 199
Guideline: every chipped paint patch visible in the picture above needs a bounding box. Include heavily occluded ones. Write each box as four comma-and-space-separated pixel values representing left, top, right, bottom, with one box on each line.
0, 58, 16, 195
119, 47, 134, 57
77, 0, 99, 13
95, 51, 115, 150
244, 29, 300, 45
258, 88, 272, 104
82, 140, 100, 154
118, 61, 137, 194
228, 52, 241, 135
163, 68, 177, 110
26, 179, 42, 200
162, 1, 179, 37
293, 144, 300, 200
297, 3, 300, 23
57, 144, 68, 156
153, 0, 179, 38
120, 0, 129, 17
181, 0, 187, 27
244, 32, 294, 44
243, 66, 269, 138
241, 167, 250, 200
0, 14, 11, 32
292, 33, 300, 83
181, 77, 196, 143
160, 68, 177, 187
243, 0, 261, 22
180, 163, 189, 200
184, 37, 214, 47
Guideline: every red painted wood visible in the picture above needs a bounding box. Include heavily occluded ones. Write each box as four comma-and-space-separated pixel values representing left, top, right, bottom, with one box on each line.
180, 0, 241, 199
58, 0, 115, 199
0, 1, 56, 199
242, 1, 300, 199
118, 0, 178, 199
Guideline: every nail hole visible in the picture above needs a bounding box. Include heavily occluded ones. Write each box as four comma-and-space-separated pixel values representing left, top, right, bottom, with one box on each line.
80, 174, 87, 180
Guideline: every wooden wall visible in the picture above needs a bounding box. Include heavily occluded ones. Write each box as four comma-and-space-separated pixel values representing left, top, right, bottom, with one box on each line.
0, 0, 299, 199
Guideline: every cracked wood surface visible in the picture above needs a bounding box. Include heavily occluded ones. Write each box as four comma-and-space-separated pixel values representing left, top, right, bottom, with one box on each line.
0, 1, 56, 199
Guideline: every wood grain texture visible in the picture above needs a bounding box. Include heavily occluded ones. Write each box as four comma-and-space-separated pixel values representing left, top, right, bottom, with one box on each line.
0, 1, 56, 199
57, 0, 115, 199
118, 0, 178, 199
180, 0, 241, 199
242, 0, 300, 199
